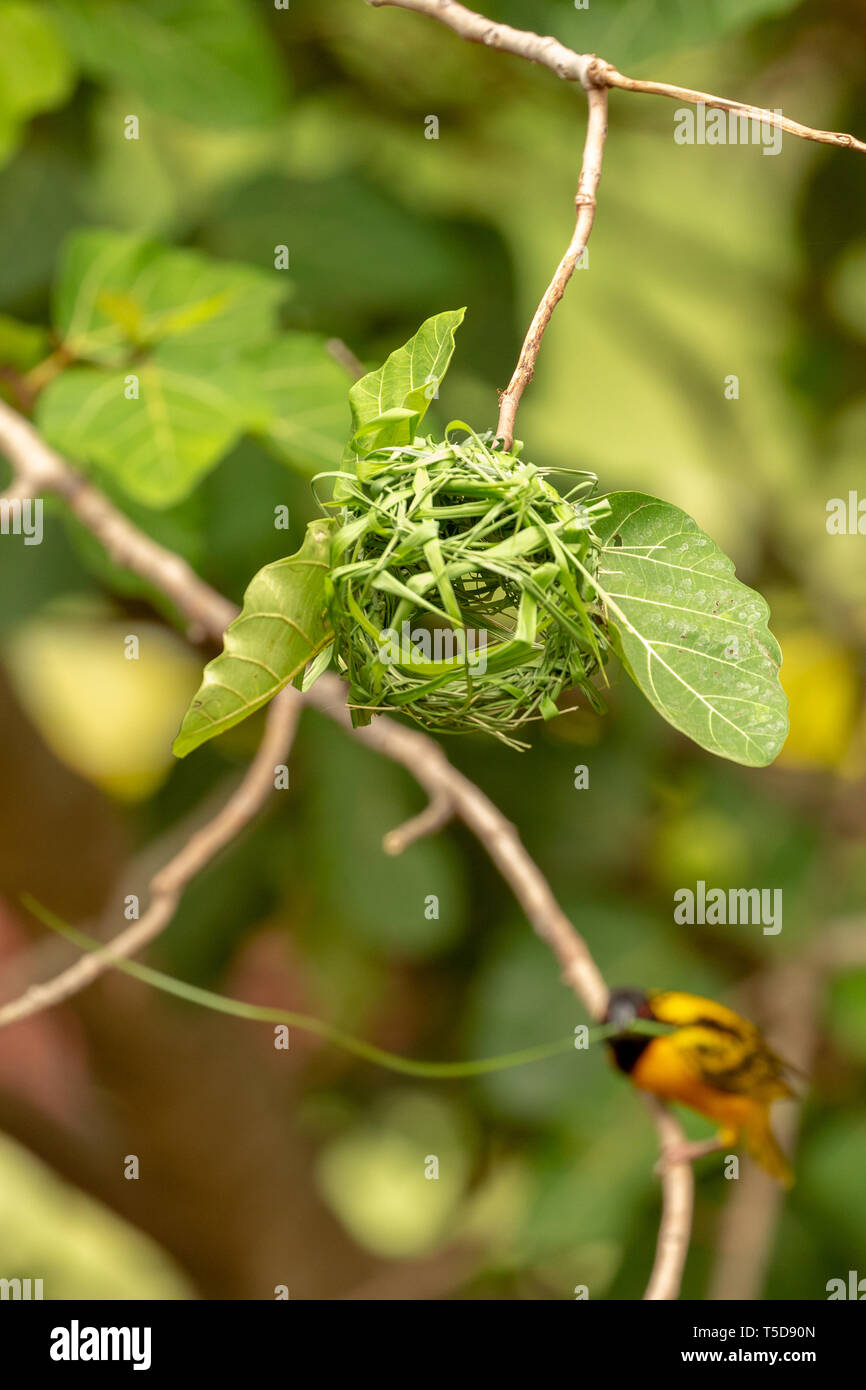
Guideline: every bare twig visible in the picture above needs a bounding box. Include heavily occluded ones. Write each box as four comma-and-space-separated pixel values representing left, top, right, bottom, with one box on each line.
0, 689, 300, 1027
0, 475, 32, 504
367, 0, 866, 154
366, 0, 596, 85
383, 789, 454, 855
496, 82, 606, 448
594, 63, 866, 154
325, 337, 368, 381
369, 0, 864, 452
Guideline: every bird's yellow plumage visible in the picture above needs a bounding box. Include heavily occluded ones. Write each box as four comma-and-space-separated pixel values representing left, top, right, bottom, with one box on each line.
605, 988, 795, 1187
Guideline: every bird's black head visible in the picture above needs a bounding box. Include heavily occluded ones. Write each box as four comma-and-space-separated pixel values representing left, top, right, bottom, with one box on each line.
604, 987, 654, 1074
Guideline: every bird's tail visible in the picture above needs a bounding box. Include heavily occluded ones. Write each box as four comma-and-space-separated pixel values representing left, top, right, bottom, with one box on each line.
744, 1116, 794, 1188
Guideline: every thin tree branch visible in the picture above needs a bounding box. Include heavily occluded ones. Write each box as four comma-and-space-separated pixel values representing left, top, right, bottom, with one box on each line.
325, 337, 368, 380
496, 82, 606, 448
366, 0, 866, 154
0, 689, 300, 1028
366, 0, 596, 85
594, 63, 866, 154
644, 1097, 696, 1301
0, 475, 32, 504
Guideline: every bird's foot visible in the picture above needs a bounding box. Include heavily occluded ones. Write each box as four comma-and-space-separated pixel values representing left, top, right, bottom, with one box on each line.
654, 1137, 725, 1176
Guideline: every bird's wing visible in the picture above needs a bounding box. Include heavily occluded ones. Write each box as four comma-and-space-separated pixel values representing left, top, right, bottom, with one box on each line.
649, 991, 794, 1100
672, 1023, 794, 1101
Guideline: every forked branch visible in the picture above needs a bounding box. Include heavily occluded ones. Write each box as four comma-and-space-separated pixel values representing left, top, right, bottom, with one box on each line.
0, 688, 301, 1028
366, 0, 866, 154
368, 0, 866, 450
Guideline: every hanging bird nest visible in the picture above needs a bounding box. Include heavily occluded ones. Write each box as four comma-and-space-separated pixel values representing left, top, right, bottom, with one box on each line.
324, 428, 612, 746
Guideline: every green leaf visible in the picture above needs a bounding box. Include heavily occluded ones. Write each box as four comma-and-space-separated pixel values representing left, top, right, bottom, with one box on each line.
245, 334, 351, 475
36, 230, 303, 507
35, 352, 263, 507
0, 3, 75, 168
346, 308, 465, 459
173, 519, 334, 757
47, 0, 286, 128
53, 228, 287, 365
592, 492, 788, 766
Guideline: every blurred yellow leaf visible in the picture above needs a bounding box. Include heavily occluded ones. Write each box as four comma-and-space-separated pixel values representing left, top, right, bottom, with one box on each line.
4, 615, 201, 800
0, 1132, 192, 1299
777, 629, 860, 770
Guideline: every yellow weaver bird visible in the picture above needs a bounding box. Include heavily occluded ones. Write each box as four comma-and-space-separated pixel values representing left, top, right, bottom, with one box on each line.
605, 987, 795, 1187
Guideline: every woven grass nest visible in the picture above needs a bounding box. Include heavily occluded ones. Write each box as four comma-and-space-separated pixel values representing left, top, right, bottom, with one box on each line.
324, 427, 612, 747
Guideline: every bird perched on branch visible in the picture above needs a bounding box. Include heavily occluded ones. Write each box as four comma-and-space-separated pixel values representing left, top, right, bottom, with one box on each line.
605, 987, 795, 1187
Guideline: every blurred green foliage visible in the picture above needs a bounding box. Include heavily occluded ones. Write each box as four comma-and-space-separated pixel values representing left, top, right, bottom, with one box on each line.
0, 0, 864, 1300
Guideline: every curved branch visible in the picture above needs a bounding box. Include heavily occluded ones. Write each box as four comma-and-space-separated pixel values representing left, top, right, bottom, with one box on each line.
0, 400, 236, 640
366, 0, 595, 85
496, 82, 606, 448
0, 689, 300, 1028
383, 788, 454, 855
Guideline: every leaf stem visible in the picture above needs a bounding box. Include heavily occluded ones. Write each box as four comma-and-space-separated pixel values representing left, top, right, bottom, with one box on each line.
21, 894, 668, 1078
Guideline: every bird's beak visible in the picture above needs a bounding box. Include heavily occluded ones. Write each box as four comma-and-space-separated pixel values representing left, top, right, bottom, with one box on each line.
607, 998, 638, 1032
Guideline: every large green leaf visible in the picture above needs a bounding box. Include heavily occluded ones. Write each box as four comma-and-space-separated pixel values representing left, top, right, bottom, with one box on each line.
0, 2, 75, 167
346, 308, 465, 459
53, 228, 287, 366
35, 353, 262, 507
36, 230, 302, 506
592, 492, 788, 766
173, 520, 334, 757
47, 0, 286, 127
245, 334, 351, 475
